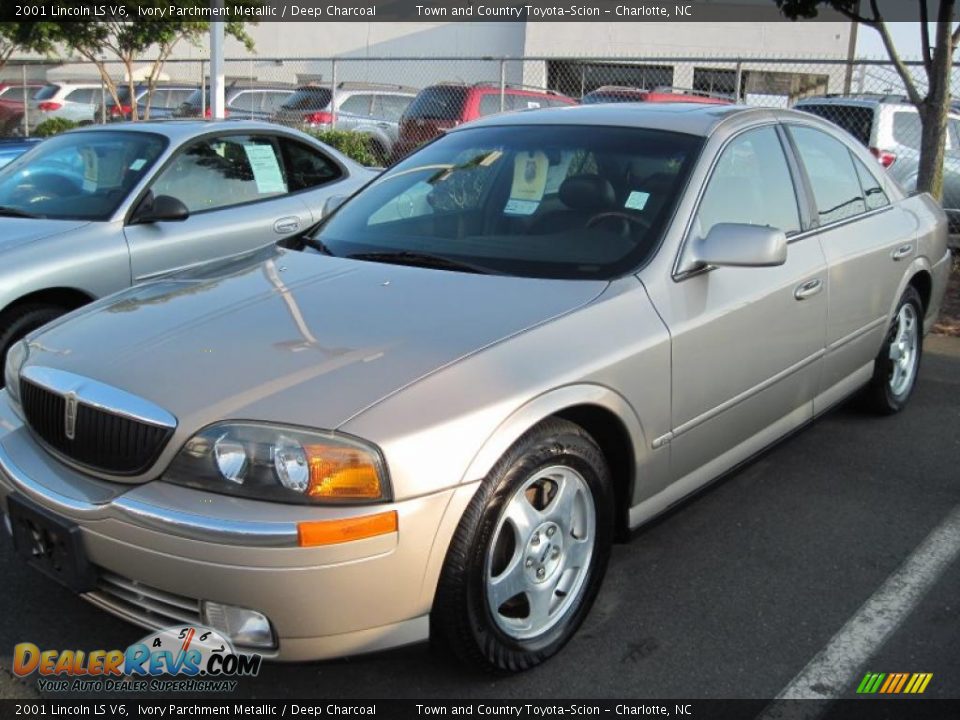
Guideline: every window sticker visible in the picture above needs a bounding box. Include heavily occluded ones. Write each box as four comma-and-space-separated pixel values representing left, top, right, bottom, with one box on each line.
543, 151, 574, 194
504, 198, 540, 216
625, 190, 650, 211
242, 143, 287, 194
504, 151, 548, 215
526, 101, 542, 109
129, 158, 147, 171
81, 148, 97, 192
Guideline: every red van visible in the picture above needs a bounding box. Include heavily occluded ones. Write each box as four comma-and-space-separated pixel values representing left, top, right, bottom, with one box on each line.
391, 83, 577, 162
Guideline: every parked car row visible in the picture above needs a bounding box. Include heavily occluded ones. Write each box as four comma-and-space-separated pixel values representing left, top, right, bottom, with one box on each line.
2, 78, 737, 162
0, 103, 950, 671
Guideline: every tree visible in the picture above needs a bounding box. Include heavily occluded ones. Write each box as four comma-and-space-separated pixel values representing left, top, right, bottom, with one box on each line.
0, 22, 58, 77
51, 3, 255, 121
775, 1, 957, 201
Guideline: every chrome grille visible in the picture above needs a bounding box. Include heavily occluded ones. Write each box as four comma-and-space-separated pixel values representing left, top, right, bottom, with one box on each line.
85, 571, 202, 630
20, 378, 174, 475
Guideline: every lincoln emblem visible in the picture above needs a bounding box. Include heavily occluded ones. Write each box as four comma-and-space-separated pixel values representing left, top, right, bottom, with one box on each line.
64, 392, 78, 440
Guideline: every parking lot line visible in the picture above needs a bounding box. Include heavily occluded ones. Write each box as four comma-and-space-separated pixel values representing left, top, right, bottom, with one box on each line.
762, 502, 960, 712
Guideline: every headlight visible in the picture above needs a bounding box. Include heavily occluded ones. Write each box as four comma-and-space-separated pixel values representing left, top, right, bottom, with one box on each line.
3, 340, 28, 410
163, 422, 390, 504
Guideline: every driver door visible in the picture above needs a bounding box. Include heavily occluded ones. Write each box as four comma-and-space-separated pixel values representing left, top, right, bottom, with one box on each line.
644, 125, 828, 483
124, 132, 312, 283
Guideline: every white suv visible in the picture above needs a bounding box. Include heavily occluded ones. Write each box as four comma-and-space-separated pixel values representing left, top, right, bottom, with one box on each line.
23, 81, 105, 132
795, 94, 960, 232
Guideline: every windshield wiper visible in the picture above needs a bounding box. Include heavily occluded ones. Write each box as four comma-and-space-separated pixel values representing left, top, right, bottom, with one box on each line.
299, 235, 336, 256
0, 205, 40, 219
347, 250, 496, 275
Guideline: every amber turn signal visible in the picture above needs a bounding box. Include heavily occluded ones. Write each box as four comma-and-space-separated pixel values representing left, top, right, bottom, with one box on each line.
305, 444, 383, 499
297, 510, 398, 547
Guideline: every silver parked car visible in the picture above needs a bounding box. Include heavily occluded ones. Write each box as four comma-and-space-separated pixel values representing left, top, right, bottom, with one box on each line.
272, 82, 418, 164
0, 121, 375, 369
0, 105, 950, 670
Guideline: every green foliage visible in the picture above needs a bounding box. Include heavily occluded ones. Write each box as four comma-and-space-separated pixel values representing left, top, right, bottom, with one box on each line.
33, 117, 79, 137
307, 129, 381, 167
773, 1, 861, 20
0, 22, 59, 73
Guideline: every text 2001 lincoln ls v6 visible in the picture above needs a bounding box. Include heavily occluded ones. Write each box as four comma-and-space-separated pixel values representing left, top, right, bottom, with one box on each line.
0, 104, 950, 672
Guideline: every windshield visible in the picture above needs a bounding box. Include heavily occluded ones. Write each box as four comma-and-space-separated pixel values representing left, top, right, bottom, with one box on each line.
0, 131, 167, 221
281, 88, 333, 110
314, 124, 702, 279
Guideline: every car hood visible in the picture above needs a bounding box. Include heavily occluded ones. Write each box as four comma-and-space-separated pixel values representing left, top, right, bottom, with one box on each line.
0, 217, 90, 251
24, 248, 607, 434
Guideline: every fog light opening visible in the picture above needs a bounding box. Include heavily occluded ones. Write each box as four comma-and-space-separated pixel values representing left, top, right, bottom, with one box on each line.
201, 601, 276, 650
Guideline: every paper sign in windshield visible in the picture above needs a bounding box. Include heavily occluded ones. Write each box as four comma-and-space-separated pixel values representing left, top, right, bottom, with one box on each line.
505, 151, 548, 215
243, 144, 287, 194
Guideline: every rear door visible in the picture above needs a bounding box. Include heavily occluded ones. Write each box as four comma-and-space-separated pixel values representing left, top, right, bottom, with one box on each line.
124, 132, 313, 282
785, 123, 914, 411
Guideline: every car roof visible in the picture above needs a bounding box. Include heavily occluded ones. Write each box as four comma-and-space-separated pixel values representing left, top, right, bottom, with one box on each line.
456, 102, 771, 137
65, 119, 300, 142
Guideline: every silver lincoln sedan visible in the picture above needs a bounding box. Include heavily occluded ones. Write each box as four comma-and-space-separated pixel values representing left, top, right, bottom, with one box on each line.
0, 121, 374, 372
0, 104, 950, 672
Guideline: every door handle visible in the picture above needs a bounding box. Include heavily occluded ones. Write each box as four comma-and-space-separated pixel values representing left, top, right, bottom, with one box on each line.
891, 244, 914, 261
794, 278, 823, 300
273, 217, 301, 234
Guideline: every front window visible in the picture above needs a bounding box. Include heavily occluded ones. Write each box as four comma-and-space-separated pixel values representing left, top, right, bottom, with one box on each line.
313, 124, 703, 279
0, 131, 167, 221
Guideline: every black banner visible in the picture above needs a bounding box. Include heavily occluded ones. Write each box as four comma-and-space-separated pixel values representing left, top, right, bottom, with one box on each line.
0, 700, 959, 720
0, 0, 937, 24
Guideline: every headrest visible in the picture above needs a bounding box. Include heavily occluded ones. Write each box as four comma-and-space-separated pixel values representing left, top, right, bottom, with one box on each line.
558, 174, 616, 211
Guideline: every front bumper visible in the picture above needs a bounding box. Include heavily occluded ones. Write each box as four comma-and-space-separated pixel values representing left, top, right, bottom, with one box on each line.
0, 393, 460, 661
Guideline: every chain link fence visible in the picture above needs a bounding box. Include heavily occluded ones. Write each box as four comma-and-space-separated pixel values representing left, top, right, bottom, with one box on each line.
1, 54, 958, 208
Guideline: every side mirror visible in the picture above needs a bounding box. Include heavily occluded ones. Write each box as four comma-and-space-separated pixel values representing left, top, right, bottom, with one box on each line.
323, 195, 347, 216
688, 223, 787, 270
130, 194, 190, 224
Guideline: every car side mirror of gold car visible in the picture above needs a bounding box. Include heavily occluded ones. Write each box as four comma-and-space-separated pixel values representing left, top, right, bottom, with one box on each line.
687, 223, 788, 271
130, 194, 190, 225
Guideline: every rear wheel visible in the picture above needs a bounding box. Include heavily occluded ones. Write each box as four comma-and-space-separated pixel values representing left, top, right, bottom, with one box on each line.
0, 304, 66, 387
432, 418, 613, 673
863, 286, 923, 414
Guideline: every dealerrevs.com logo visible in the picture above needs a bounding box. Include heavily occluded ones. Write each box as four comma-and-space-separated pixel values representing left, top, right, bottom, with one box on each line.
13, 625, 262, 693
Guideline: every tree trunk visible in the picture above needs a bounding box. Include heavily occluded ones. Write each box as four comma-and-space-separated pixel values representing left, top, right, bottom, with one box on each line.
917, 102, 948, 201
915, 1, 956, 202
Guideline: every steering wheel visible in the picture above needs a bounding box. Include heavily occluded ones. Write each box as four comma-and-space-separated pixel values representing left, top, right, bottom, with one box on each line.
585, 211, 652, 236
14, 173, 82, 204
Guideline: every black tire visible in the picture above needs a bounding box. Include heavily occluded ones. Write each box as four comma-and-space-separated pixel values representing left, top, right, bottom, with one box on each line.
431, 418, 614, 673
0, 304, 66, 387
863, 285, 924, 414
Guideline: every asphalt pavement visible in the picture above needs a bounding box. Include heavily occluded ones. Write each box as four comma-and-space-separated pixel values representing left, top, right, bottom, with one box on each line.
0, 336, 957, 701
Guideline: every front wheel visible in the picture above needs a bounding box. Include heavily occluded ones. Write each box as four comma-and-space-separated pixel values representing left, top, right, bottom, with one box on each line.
432, 418, 613, 673
863, 286, 923, 414
0, 304, 67, 387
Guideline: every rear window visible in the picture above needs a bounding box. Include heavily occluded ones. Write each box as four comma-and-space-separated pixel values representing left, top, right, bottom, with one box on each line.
114, 86, 135, 104
404, 86, 469, 121
181, 88, 204, 107
280, 87, 333, 110
893, 111, 922, 150
796, 103, 874, 146
33, 85, 59, 101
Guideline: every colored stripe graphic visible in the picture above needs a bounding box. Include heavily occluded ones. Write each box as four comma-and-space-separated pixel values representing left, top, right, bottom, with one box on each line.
857, 672, 932, 694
